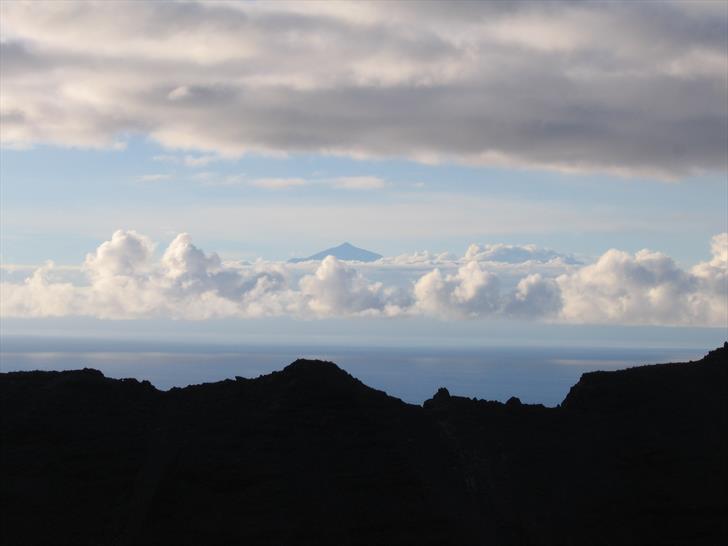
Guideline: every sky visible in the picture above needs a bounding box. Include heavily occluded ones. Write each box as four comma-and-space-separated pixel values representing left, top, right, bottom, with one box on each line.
0, 0, 726, 348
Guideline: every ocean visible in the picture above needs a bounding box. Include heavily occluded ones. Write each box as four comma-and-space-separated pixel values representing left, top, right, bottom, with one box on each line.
0, 336, 708, 406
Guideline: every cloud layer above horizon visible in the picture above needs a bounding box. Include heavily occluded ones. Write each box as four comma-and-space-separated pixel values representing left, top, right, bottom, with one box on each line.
2, 230, 725, 327
2, 1, 726, 177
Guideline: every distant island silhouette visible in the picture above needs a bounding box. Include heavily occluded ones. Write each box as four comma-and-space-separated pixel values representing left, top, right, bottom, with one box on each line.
288, 242, 383, 263
1, 344, 726, 545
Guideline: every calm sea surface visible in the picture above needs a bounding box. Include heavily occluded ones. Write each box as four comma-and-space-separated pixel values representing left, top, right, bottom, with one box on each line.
0, 337, 708, 406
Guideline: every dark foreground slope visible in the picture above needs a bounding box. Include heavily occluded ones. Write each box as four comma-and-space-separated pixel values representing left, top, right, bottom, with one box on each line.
1, 346, 726, 545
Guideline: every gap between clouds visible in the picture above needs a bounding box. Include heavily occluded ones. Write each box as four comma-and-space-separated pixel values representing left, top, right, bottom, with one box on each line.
1, 230, 725, 326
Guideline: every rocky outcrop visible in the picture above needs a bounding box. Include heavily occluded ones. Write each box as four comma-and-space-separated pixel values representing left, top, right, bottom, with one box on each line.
1, 347, 726, 545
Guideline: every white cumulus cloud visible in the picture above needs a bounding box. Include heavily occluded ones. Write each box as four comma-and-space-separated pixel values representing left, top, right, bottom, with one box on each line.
1, 231, 725, 326
556, 237, 727, 326
299, 256, 404, 317
504, 274, 563, 319
84, 230, 155, 278
414, 261, 501, 319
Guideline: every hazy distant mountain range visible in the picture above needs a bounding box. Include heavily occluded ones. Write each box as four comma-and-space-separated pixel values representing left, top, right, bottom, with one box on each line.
1, 344, 725, 545
288, 242, 383, 263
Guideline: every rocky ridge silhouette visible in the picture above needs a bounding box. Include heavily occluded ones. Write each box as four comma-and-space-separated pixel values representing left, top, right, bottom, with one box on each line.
1, 344, 726, 545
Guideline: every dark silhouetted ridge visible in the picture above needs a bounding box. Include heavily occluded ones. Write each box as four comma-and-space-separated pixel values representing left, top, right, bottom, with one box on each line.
562, 342, 727, 412
1, 346, 726, 545
280, 357, 360, 382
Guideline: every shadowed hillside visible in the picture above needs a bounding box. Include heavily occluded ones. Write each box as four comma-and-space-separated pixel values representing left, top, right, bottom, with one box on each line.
1, 345, 726, 545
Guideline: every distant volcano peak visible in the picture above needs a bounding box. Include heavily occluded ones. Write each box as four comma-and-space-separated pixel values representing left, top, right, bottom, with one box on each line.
288, 242, 382, 263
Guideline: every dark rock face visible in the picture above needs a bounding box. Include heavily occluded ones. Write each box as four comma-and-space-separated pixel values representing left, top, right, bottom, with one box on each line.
1, 347, 726, 545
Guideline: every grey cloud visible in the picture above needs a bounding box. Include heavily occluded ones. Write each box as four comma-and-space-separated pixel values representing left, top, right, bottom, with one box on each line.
1, 1, 725, 176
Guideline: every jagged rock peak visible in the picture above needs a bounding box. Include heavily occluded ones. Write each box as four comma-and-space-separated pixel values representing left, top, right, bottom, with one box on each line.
704, 342, 727, 361
422, 387, 451, 410
434, 387, 451, 400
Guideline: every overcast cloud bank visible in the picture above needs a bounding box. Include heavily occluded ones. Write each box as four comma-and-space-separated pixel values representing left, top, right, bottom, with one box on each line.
1, 231, 725, 326
2, 1, 726, 177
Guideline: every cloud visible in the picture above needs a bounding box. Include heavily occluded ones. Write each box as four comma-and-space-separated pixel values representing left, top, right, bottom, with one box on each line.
556, 236, 728, 326
299, 256, 405, 316
84, 230, 155, 278
152, 155, 178, 163
1, 230, 725, 325
0, 262, 86, 318
332, 176, 386, 190
464, 243, 580, 264
161, 233, 222, 281
1, 230, 293, 320
2, 1, 725, 177
250, 175, 385, 190
167, 85, 191, 101
414, 261, 501, 318
372, 243, 578, 278
377, 250, 458, 268
504, 274, 562, 318
250, 177, 307, 189
183, 155, 222, 167
138, 174, 171, 182
152, 153, 222, 167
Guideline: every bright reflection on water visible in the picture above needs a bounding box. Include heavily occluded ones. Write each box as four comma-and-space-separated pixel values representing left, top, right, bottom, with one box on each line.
0, 337, 706, 406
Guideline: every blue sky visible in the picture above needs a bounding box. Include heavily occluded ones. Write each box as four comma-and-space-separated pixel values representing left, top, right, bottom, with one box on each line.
2, 137, 725, 266
0, 1, 726, 345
